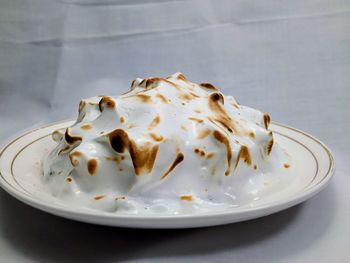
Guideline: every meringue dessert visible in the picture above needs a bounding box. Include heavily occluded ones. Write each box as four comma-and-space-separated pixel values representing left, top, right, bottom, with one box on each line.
43, 73, 293, 214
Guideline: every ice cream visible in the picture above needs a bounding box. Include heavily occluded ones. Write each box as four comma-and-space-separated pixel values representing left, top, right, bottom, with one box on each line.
43, 73, 293, 214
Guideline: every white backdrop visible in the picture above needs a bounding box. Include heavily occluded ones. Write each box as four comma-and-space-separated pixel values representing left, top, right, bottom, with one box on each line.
0, 0, 350, 262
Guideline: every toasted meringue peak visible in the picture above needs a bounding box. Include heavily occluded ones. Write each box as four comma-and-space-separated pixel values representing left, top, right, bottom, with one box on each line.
43, 73, 293, 214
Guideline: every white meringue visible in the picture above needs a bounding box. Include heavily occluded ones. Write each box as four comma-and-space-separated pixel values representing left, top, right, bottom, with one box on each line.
43, 73, 294, 214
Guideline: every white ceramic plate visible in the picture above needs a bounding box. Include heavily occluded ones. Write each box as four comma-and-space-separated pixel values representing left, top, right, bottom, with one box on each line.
0, 120, 335, 229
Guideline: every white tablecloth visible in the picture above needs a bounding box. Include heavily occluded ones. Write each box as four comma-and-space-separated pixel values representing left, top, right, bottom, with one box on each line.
0, 0, 349, 262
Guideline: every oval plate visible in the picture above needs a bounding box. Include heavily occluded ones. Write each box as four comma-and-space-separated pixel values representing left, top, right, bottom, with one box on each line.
0, 120, 335, 228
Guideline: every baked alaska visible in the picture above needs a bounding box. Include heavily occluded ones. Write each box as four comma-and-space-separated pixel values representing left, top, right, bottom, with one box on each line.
43, 73, 293, 214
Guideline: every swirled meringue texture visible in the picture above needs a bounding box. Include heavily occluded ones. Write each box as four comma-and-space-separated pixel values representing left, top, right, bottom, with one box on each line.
43, 73, 294, 214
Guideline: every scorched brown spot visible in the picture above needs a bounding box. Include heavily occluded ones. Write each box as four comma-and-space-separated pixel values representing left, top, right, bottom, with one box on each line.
66, 177, 72, 183
189, 92, 200, 98
105, 156, 121, 164
120, 116, 125, 123
210, 117, 233, 133
65, 128, 82, 145
179, 92, 198, 102
109, 129, 129, 153
155, 93, 170, 103
87, 159, 98, 175
212, 130, 232, 176
200, 83, 218, 91
266, 139, 274, 155
197, 129, 211, 139
149, 133, 164, 142
81, 124, 92, 130
69, 151, 82, 166
180, 195, 193, 201
58, 145, 70, 155
161, 152, 184, 179
148, 115, 160, 130
94, 195, 105, 200
194, 148, 205, 157
129, 142, 159, 175
234, 145, 252, 169
134, 94, 151, 103
141, 77, 179, 91
130, 79, 138, 89
99, 96, 116, 111
70, 151, 82, 157
175, 73, 187, 81
249, 132, 255, 138
206, 152, 215, 159
108, 129, 159, 175
283, 163, 290, 168
209, 92, 224, 106
263, 113, 271, 129
188, 117, 203, 123
208, 93, 239, 134
139, 78, 147, 86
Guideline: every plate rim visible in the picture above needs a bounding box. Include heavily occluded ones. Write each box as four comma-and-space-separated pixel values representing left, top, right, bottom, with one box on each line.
0, 120, 336, 227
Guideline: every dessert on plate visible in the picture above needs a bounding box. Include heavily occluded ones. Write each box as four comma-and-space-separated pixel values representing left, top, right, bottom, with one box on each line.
43, 73, 293, 214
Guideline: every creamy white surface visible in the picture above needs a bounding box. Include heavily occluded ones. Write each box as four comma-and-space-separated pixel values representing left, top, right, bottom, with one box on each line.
43, 73, 293, 214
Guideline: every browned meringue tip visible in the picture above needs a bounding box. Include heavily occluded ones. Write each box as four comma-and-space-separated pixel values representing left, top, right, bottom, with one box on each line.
78, 100, 86, 113
263, 113, 271, 129
98, 96, 116, 112
200, 83, 218, 91
65, 128, 82, 145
